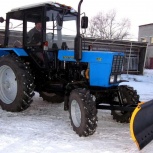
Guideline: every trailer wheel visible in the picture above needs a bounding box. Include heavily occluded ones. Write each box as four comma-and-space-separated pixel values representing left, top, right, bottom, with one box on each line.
69, 88, 98, 136
0, 54, 35, 112
39, 92, 64, 103
111, 85, 139, 123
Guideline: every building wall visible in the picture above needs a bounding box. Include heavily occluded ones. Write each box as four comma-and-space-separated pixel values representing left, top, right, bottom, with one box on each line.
138, 24, 153, 68
138, 24, 153, 40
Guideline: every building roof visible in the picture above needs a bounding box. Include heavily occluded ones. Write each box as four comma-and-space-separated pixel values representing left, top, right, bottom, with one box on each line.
139, 23, 153, 27
83, 37, 147, 48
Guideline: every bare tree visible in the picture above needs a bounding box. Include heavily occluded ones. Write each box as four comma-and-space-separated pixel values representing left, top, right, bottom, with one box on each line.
87, 10, 131, 40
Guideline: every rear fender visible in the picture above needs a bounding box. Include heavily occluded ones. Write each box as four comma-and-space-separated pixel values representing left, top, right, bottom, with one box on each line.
0, 48, 28, 57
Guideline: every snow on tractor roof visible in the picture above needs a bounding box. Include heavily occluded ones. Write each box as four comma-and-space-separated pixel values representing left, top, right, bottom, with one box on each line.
10, 1, 77, 13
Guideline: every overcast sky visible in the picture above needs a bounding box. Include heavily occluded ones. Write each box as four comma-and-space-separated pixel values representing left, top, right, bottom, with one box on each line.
0, 0, 153, 40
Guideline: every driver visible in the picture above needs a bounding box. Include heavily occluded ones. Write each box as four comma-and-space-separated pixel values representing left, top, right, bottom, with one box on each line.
27, 21, 42, 45
27, 21, 44, 62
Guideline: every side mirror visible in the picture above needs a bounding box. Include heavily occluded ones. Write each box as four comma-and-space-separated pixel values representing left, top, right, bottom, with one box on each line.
0, 17, 4, 23
81, 16, 88, 29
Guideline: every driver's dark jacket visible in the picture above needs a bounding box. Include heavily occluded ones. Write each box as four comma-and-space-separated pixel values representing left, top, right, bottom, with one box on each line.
27, 27, 41, 44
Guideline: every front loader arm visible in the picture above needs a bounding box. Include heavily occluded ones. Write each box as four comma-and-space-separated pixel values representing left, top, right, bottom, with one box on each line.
130, 100, 153, 150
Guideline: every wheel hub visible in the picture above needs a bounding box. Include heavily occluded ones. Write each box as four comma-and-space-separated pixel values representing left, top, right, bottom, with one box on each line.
71, 100, 81, 127
4, 81, 11, 89
0, 65, 17, 104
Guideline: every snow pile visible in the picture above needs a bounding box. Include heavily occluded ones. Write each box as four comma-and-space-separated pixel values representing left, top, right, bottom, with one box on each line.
121, 69, 153, 101
0, 69, 153, 153
122, 69, 153, 83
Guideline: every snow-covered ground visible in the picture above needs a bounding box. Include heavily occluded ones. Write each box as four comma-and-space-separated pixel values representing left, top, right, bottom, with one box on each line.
0, 69, 153, 153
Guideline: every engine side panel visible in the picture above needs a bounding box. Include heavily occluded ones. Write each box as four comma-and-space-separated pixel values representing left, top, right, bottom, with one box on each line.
58, 50, 124, 87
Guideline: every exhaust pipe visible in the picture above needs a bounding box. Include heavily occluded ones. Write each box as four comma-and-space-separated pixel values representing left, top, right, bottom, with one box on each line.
74, 0, 83, 61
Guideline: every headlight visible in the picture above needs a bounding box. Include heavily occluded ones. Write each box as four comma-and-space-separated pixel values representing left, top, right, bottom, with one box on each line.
117, 75, 121, 82
110, 75, 115, 83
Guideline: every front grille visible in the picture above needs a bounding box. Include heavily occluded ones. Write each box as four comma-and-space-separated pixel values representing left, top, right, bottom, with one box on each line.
112, 55, 124, 73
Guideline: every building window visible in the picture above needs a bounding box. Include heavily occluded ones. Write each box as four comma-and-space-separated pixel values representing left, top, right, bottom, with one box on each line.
150, 37, 153, 44
141, 38, 147, 42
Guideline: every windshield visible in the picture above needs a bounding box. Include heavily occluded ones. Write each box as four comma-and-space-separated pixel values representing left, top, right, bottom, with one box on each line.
46, 9, 77, 49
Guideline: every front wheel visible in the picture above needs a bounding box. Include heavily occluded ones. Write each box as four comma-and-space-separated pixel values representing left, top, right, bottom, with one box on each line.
69, 88, 98, 136
111, 85, 139, 123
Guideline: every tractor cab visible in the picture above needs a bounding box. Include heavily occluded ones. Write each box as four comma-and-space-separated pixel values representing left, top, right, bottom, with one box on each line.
0, 1, 153, 150
4, 2, 79, 67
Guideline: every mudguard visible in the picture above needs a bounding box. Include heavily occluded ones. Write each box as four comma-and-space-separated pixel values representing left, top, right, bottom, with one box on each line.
0, 48, 28, 56
130, 100, 153, 150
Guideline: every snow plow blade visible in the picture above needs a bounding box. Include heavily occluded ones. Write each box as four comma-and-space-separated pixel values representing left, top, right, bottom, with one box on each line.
130, 100, 153, 150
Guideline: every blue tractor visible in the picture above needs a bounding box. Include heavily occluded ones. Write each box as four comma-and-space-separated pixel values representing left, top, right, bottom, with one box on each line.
0, 0, 152, 149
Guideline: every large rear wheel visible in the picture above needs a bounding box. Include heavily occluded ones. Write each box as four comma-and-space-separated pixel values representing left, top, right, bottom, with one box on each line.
111, 85, 139, 123
0, 54, 35, 112
69, 88, 98, 136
